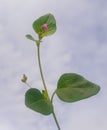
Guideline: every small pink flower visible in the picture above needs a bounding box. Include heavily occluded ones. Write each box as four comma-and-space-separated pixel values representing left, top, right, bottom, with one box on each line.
41, 23, 48, 32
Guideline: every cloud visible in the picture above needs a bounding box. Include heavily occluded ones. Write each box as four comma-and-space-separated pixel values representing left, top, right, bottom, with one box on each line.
0, 0, 107, 130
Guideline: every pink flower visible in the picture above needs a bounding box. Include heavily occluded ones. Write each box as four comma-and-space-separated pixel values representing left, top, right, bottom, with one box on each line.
41, 24, 48, 32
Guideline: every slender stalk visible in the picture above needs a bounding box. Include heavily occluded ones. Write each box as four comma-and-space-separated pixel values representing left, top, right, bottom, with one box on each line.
25, 82, 32, 88
52, 111, 61, 130
37, 44, 49, 99
51, 89, 56, 103
36, 43, 61, 130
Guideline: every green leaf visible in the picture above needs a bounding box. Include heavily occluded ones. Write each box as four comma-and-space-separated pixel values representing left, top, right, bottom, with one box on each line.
32, 13, 56, 39
25, 88, 53, 115
26, 34, 36, 41
56, 73, 100, 102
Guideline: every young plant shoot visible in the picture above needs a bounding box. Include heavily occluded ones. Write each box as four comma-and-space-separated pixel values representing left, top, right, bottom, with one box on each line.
21, 13, 100, 130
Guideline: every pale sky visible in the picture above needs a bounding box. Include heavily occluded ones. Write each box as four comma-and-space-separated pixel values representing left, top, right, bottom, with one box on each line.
0, 0, 107, 130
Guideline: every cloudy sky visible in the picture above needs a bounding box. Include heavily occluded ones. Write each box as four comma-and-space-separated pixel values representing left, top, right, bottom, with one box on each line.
0, 0, 107, 130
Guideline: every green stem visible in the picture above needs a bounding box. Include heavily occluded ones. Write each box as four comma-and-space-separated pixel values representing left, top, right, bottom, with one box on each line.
37, 44, 49, 99
25, 82, 32, 88
52, 111, 61, 130
36, 43, 61, 130
51, 89, 56, 103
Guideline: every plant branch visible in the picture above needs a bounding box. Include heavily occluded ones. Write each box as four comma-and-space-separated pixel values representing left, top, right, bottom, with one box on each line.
37, 44, 50, 99
25, 82, 32, 88
52, 111, 61, 130
51, 89, 56, 103
36, 43, 61, 130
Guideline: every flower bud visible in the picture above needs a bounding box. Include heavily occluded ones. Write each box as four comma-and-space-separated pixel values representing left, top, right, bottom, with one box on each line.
21, 74, 27, 83
41, 23, 48, 32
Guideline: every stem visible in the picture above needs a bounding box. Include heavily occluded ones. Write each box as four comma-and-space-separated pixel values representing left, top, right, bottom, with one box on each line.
37, 44, 49, 99
52, 111, 61, 130
51, 89, 56, 103
36, 43, 61, 130
25, 82, 32, 88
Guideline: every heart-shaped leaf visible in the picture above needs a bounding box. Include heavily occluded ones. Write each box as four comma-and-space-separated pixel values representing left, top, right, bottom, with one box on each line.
56, 73, 100, 102
25, 88, 53, 115
32, 13, 56, 40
